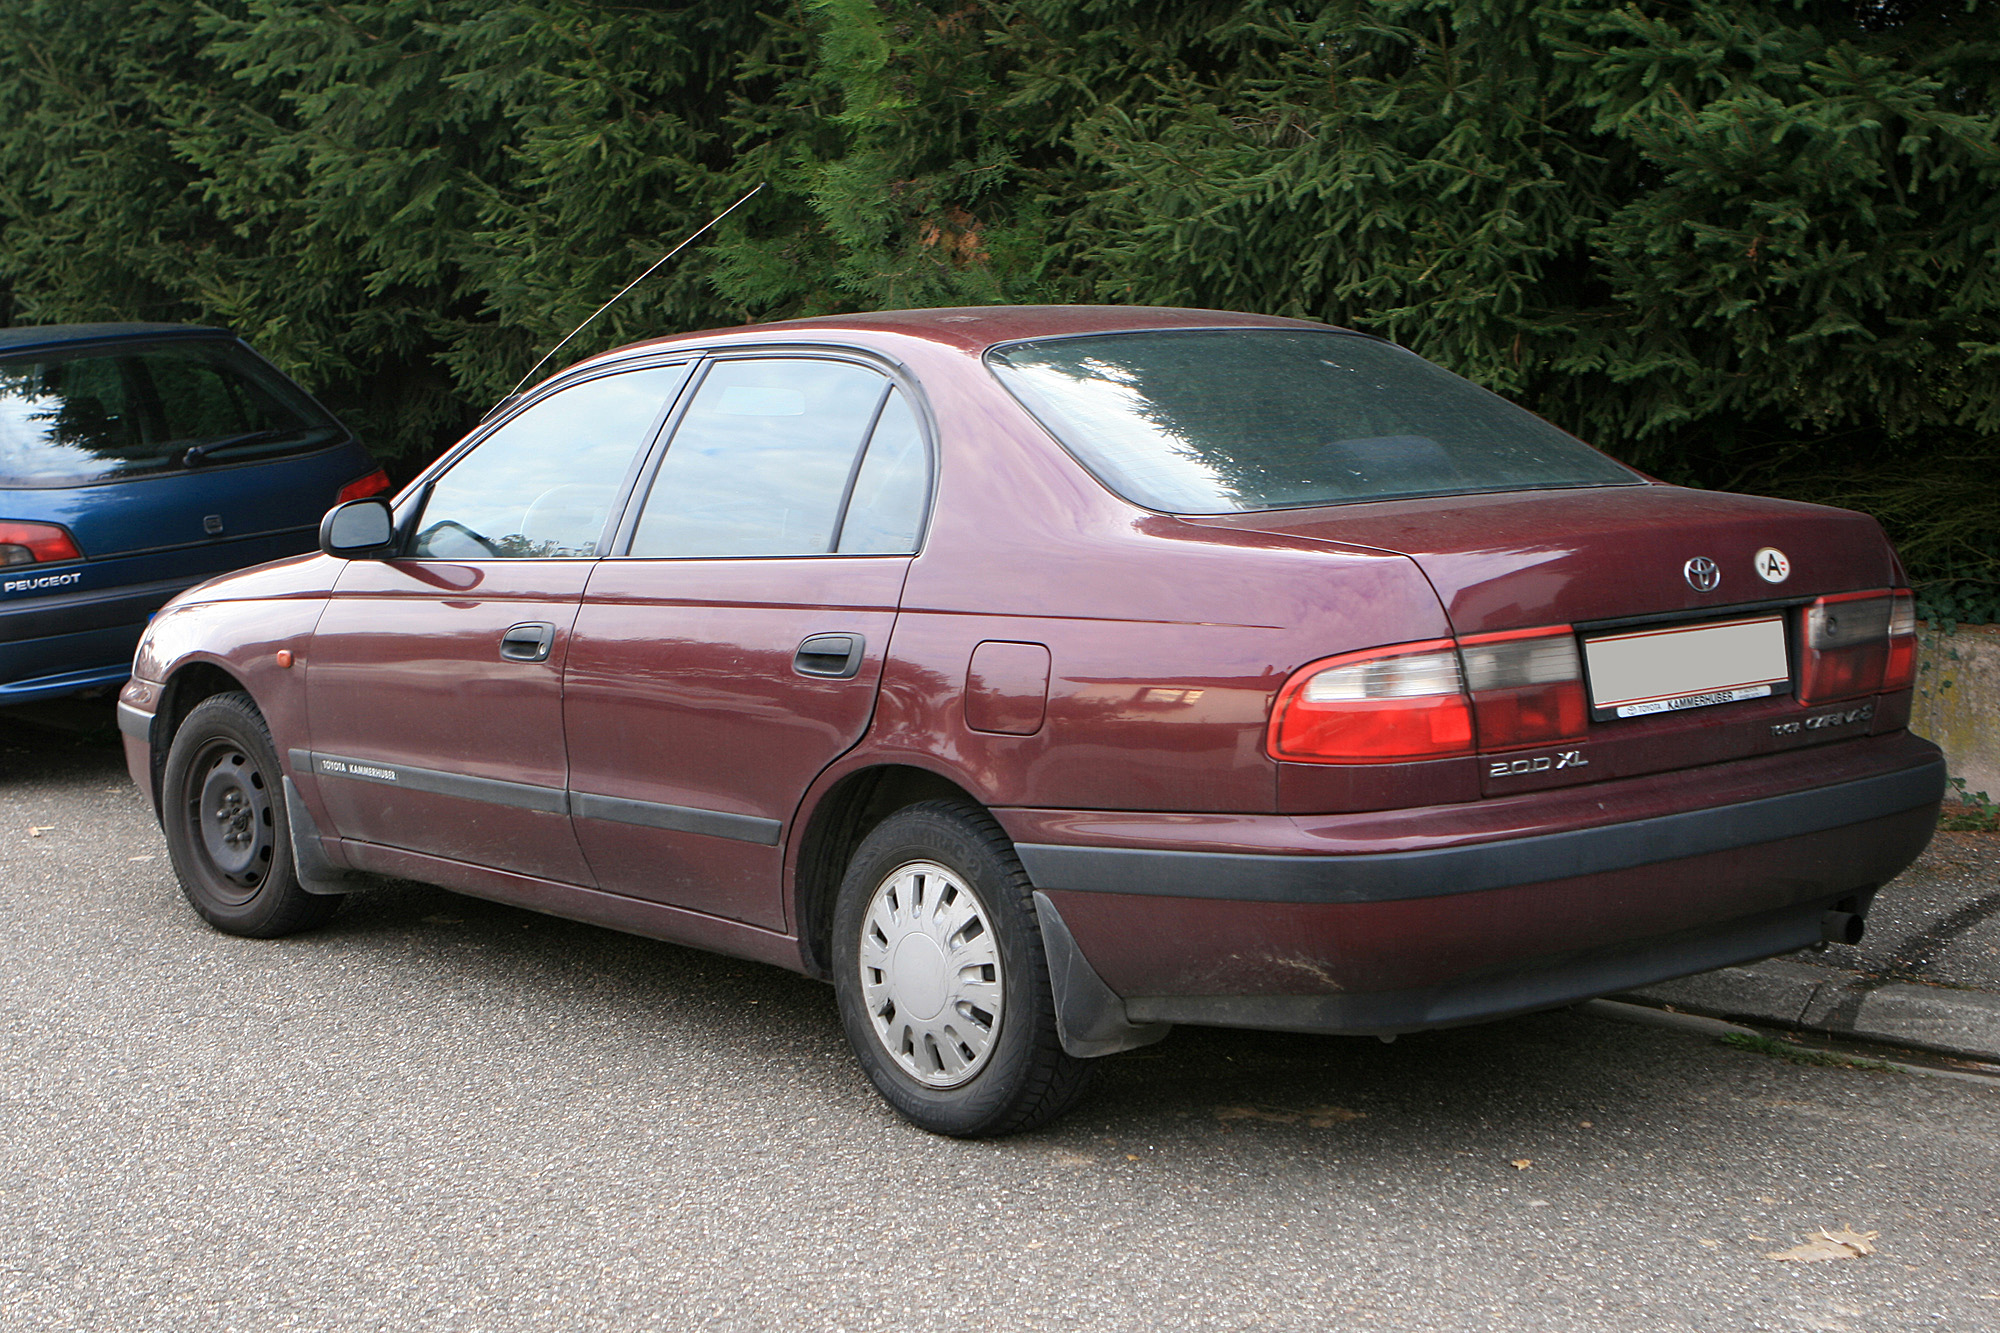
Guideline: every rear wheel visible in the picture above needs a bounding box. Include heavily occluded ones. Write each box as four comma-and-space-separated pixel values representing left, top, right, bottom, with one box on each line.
160, 692, 340, 937
832, 800, 1094, 1136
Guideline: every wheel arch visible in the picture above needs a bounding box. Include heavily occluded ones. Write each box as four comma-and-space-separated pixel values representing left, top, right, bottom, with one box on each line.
791, 762, 985, 980
149, 659, 253, 817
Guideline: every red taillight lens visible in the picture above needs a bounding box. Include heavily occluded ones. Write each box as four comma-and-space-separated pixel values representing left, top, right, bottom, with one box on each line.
1268, 640, 1475, 763
1458, 626, 1588, 749
336, 469, 392, 503
1800, 590, 1914, 702
1885, 591, 1917, 690
0, 520, 83, 566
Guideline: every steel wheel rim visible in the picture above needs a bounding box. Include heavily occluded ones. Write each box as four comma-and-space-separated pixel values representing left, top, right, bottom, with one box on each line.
857, 859, 1005, 1089
188, 739, 273, 901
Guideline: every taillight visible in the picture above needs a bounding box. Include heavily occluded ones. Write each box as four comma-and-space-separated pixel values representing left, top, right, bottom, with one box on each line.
1268, 640, 1474, 763
0, 520, 82, 566
1800, 589, 1916, 703
1458, 626, 1587, 749
336, 469, 392, 503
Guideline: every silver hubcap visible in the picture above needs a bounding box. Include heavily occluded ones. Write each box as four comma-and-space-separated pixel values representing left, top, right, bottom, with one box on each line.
858, 860, 1004, 1088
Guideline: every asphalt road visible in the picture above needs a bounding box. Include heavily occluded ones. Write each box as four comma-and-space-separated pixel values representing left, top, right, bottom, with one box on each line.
3, 705, 1998, 1332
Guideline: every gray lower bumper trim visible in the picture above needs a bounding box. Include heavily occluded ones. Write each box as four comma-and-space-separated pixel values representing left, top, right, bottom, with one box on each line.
1017, 759, 1945, 906
1122, 894, 1838, 1036
115, 701, 152, 743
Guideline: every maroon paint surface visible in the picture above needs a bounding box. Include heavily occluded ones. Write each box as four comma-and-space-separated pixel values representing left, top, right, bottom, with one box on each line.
564, 555, 906, 928
307, 556, 593, 882
118, 305, 1942, 1027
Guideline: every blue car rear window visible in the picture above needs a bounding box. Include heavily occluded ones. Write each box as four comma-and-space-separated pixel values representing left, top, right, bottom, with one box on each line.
0, 338, 344, 487
986, 328, 1640, 513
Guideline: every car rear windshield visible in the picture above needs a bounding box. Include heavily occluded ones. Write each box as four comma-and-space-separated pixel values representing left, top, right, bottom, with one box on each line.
0, 338, 345, 487
986, 328, 1640, 513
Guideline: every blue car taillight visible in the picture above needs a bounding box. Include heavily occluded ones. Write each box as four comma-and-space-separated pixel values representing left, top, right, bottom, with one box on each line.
0, 520, 82, 566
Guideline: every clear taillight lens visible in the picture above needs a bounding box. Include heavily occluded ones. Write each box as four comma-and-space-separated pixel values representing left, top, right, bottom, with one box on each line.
0, 520, 82, 566
1800, 589, 1916, 702
1458, 627, 1587, 749
1268, 640, 1474, 763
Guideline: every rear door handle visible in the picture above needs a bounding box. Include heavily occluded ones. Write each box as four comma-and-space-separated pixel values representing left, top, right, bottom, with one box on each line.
794, 633, 865, 679
500, 622, 556, 663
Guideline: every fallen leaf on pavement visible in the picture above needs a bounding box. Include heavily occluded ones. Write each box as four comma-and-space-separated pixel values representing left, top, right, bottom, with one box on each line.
1215, 1106, 1299, 1125
1512, 1159, 1533, 1170
1766, 1228, 1879, 1262
1215, 1104, 1366, 1128
1305, 1105, 1366, 1127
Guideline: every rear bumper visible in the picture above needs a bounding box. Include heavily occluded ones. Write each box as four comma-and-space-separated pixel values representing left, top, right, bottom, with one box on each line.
1001, 732, 1944, 1040
0, 575, 207, 702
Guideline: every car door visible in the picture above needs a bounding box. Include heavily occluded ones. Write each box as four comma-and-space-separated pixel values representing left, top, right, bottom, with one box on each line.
562, 354, 931, 928
304, 362, 692, 883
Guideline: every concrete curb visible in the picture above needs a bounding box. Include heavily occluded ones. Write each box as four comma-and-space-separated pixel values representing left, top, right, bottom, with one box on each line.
1618, 955, 2000, 1066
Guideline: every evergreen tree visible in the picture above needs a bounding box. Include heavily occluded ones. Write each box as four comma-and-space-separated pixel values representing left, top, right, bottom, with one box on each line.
0, 1, 1991, 613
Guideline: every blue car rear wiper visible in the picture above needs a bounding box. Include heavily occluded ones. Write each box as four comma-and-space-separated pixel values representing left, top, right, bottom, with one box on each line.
181, 427, 310, 467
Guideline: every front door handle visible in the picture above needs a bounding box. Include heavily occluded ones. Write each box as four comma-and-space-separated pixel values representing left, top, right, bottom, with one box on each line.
500, 622, 556, 663
794, 633, 865, 679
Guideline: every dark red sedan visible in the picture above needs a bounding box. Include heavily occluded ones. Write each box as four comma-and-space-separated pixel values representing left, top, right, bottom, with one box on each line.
119, 306, 1943, 1135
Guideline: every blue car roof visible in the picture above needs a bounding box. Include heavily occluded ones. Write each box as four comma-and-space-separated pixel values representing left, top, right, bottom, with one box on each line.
0, 323, 231, 354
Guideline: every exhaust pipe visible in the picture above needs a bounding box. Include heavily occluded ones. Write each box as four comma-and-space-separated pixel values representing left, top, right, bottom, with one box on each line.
1820, 910, 1866, 946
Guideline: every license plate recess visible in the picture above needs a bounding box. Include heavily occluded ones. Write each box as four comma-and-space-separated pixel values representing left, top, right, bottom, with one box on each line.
1581, 614, 1790, 721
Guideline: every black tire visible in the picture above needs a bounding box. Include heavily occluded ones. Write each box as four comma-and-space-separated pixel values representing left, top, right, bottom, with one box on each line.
832, 799, 1094, 1136
160, 692, 340, 938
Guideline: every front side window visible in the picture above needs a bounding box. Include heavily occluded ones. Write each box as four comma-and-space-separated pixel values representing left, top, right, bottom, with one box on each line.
0, 338, 346, 487
987, 328, 1641, 513
629, 358, 925, 558
410, 364, 689, 559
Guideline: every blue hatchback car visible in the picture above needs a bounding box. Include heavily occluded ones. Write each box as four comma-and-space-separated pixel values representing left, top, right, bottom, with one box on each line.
0, 323, 386, 703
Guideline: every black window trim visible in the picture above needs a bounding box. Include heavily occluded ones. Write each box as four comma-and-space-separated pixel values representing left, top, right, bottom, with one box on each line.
603, 344, 938, 562
391, 355, 697, 561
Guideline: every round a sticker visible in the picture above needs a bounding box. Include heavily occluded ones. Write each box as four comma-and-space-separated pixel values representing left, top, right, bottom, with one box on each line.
1754, 547, 1791, 583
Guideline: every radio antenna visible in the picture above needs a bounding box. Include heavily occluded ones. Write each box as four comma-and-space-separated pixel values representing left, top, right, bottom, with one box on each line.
504, 182, 765, 401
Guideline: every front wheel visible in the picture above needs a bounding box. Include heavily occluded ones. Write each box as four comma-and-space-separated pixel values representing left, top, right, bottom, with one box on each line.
160, 692, 340, 938
832, 800, 1094, 1136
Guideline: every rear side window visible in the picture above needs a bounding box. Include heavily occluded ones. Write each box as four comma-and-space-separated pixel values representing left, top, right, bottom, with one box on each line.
986, 328, 1639, 513
410, 364, 690, 560
628, 358, 926, 558
0, 338, 346, 486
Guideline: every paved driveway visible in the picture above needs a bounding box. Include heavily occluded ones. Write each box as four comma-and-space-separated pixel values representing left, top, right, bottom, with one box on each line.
3, 709, 1997, 1331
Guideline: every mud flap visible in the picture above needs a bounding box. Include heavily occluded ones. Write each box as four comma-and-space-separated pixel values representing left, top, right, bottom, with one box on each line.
284, 777, 361, 896
1033, 890, 1172, 1058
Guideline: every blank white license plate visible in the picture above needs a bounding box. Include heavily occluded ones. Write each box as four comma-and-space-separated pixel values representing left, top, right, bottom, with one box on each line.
1583, 615, 1790, 719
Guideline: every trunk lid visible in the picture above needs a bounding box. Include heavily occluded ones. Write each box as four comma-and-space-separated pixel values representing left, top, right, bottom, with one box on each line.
1188, 483, 1906, 799
1184, 483, 1894, 635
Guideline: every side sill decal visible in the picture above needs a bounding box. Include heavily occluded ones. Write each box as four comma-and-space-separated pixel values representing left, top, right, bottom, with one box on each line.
301, 749, 568, 815
293, 747, 782, 845
572, 791, 782, 847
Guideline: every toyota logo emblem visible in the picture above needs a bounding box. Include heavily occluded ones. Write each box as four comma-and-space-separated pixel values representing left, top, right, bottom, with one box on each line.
1684, 556, 1721, 592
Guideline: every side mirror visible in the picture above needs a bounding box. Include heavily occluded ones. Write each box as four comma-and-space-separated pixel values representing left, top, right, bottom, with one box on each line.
319, 497, 396, 559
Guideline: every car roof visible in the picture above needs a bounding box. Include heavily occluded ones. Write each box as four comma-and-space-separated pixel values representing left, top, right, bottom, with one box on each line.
0, 322, 233, 355
606, 305, 1346, 360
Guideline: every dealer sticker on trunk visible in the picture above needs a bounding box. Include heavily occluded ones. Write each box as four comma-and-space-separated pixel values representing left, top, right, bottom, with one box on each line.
1582, 614, 1790, 720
